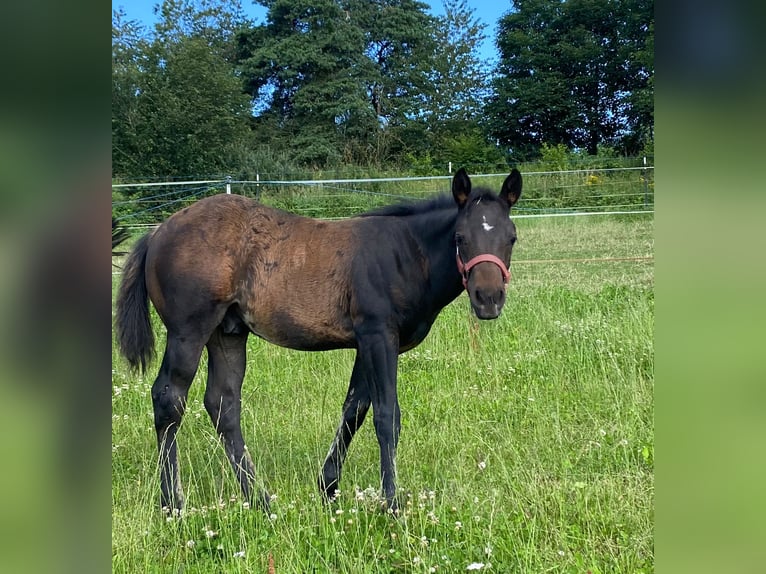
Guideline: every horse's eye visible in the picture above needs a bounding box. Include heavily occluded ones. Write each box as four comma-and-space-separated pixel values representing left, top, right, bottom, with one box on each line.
455, 233, 466, 245
510, 236, 517, 246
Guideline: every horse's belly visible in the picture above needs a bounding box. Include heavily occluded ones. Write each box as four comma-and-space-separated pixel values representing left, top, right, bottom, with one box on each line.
242, 307, 354, 351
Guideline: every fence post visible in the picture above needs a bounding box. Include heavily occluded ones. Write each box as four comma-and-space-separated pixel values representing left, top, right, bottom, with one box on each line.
226, 175, 231, 194
256, 173, 261, 200
448, 161, 452, 174
642, 157, 648, 208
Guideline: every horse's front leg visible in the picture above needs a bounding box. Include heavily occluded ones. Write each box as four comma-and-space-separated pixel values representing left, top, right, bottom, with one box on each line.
357, 328, 401, 512
319, 355, 371, 501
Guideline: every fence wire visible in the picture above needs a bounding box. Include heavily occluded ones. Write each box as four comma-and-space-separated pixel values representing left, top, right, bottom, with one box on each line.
112, 166, 654, 229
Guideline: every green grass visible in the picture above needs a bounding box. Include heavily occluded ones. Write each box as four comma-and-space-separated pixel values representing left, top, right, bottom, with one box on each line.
112, 214, 653, 573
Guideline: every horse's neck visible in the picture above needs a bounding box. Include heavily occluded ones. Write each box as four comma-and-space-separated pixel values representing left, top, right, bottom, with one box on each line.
410, 210, 463, 305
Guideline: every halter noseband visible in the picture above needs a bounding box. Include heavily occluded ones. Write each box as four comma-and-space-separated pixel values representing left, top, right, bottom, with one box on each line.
456, 248, 511, 290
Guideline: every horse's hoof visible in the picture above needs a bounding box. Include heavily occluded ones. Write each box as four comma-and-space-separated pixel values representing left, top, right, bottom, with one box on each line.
381, 497, 404, 517
318, 476, 341, 504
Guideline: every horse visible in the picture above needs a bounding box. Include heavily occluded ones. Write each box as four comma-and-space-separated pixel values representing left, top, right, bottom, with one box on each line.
115, 168, 522, 513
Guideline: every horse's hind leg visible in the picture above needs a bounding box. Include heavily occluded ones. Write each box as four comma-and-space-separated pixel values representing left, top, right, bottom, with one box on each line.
319, 355, 371, 501
152, 333, 206, 511
204, 326, 269, 510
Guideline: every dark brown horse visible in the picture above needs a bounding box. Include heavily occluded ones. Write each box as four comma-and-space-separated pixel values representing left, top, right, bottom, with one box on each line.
115, 168, 522, 513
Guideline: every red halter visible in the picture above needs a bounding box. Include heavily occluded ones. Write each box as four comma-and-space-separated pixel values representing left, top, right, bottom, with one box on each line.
456, 248, 511, 290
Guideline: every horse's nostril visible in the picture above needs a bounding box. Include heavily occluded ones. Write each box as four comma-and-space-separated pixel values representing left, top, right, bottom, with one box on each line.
475, 288, 505, 307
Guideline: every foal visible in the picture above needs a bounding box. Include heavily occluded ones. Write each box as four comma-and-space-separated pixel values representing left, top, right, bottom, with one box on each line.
115, 168, 522, 512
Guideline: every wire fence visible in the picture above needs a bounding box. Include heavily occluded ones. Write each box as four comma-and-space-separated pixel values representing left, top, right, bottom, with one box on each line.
112, 165, 654, 230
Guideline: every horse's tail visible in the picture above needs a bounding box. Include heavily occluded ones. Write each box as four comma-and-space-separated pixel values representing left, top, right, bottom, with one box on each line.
115, 233, 155, 373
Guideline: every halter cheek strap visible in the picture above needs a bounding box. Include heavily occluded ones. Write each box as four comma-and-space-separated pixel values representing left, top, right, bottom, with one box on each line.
456, 248, 511, 290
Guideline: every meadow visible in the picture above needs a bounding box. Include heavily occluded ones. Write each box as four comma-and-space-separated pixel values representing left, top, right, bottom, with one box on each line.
112, 213, 653, 573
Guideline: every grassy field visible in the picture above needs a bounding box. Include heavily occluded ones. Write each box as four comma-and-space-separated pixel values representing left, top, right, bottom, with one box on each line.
112, 213, 653, 573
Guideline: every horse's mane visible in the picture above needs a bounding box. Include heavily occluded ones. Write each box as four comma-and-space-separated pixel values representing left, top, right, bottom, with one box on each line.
356, 194, 456, 218
357, 189, 501, 219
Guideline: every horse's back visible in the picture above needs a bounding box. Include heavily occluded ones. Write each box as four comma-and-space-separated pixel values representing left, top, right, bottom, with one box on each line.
144, 194, 358, 348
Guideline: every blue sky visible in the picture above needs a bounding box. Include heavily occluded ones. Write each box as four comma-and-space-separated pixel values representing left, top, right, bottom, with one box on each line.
113, 0, 511, 64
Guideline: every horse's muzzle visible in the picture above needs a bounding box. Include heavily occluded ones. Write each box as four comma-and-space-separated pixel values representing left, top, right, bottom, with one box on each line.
469, 284, 507, 320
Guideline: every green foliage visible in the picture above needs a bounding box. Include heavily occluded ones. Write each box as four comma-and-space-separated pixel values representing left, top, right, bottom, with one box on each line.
112, 2, 254, 180
111, 0, 653, 182
426, 0, 490, 126
439, 128, 506, 171
235, 0, 437, 168
488, 0, 654, 159
539, 143, 572, 171
404, 151, 442, 176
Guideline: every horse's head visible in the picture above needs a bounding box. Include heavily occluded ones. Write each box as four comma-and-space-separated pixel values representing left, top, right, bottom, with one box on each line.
453, 168, 522, 320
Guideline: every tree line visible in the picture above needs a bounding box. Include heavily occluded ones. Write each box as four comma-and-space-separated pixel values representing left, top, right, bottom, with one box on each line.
112, 0, 653, 181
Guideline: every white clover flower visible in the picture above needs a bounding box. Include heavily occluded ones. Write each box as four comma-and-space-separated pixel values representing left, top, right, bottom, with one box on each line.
233, 550, 246, 559
185, 540, 195, 549
477, 460, 486, 470
466, 562, 485, 570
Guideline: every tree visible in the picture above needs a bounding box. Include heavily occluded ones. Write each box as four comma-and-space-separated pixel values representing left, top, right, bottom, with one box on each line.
112, 1, 254, 180
487, 0, 654, 159
427, 0, 490, 126
236, 0, 373, 166
406, 0, 505, 171
112, 9, 152, 178
236, 0, 436, 167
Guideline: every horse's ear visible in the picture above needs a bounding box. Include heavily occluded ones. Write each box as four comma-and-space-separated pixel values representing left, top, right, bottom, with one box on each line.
452, 168, 471, 208
500, 169, 522, 208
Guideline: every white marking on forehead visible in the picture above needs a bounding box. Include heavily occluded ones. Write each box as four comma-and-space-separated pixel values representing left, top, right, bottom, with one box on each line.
482, 215, 494, 232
